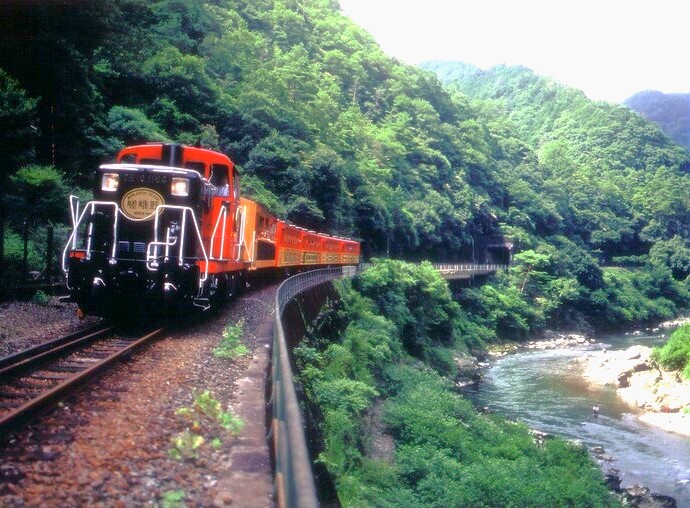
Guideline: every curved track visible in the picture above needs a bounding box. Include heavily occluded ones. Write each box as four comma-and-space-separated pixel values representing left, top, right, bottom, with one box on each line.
0, 325, 164, 433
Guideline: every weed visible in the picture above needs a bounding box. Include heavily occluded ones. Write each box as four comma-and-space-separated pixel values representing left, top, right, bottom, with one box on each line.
168, 429, 205, 461
214, 319, 250, 359
217, 410, 244, 435
169, 390, 244, 461
160, 489, 186, 508
32, 290, 50, 305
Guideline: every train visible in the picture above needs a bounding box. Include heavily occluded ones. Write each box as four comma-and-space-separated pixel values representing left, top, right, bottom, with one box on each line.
61, 143, 360, 318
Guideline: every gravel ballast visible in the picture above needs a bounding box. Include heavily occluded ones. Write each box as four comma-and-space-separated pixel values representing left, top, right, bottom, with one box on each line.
0, 300, 100, 358
0, 284, 278, 507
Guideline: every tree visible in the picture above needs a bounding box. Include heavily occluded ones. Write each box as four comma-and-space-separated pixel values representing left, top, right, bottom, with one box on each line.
0, 70, 38, 283
106, 106, 170, 149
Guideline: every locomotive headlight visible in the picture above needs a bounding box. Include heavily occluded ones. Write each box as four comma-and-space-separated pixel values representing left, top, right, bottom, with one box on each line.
171, 177, 189, 197
101, 173, 119, 192
170, 178, 189, 196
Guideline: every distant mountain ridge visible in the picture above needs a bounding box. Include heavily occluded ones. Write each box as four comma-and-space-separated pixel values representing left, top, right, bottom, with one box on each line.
624, 91, 690, 151
419, 60, 686, 171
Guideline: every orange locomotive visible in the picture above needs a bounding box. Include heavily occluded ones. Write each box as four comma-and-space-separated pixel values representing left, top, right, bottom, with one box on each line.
61, 143, 360, 317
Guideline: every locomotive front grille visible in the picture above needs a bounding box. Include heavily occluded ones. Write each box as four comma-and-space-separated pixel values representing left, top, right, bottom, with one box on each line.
116, 241, 147, 259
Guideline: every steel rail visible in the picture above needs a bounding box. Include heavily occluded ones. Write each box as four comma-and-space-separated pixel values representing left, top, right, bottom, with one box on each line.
0, 327, 164, 433
0, 324, 113, 377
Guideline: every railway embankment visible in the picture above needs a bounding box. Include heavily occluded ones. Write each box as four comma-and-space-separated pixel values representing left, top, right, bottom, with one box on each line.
0, 283, 279, 507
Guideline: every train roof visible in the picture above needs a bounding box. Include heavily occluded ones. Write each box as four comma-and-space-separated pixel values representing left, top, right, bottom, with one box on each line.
99, 163, 205, 179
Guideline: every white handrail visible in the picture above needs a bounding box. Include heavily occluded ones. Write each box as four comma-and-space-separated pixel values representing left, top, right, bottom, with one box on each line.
61, 199, 119, 276
235, 205, 246, 262
209, 204, 228, 260
146, 205, 209, 288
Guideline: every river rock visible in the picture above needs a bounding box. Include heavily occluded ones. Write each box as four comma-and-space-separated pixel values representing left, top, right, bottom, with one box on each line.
618, 371, 631, 388
637, 494, 677, 508
625, 484, 650, 501
454, 355, 481, 386
604, 472, 622, 491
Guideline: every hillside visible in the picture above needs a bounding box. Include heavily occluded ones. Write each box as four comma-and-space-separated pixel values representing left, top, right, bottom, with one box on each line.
625, 90, 690, 151
422, 60, 690, 256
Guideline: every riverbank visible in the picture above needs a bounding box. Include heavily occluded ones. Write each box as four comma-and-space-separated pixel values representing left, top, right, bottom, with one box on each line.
579, 345, 690, 438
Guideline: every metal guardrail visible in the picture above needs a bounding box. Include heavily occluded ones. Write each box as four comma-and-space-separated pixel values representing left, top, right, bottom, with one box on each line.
357, 262, 507, 277
270, 266, 356, 508
433, 263, 506, 272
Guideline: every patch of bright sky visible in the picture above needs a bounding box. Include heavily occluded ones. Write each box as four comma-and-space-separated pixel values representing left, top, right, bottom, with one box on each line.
338, 0, 690, 103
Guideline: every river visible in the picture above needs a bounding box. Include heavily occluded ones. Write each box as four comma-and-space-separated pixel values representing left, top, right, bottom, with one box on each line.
465, 328, 690, 505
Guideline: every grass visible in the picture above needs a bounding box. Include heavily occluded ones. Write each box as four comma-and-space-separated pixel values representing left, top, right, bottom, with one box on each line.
213, 319, 250, 359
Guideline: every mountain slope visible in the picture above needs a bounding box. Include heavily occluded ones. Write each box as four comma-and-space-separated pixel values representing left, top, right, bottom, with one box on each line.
422, 60, 690, 256
625, 90, 690, 151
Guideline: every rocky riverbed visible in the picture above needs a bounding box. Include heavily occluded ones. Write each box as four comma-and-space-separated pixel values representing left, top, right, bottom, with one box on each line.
578, 345, 690, 438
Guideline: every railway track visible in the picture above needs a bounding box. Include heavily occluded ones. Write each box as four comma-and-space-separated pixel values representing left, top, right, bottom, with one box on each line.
0, 325, 165, 433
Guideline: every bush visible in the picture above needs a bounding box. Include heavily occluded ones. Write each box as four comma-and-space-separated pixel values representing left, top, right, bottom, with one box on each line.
652, 324, 690, 377
354, 259, 461, 356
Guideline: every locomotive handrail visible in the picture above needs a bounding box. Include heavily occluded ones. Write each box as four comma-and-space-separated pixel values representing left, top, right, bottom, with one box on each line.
147, 204, 209, 288
234, 205, 246, 262
61, 198, 120, 282
69, 195, 80, 229
270, 266, 357, 508
209, 203, 229, 260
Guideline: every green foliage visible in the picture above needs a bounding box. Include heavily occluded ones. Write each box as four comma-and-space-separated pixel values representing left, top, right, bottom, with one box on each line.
652, 324, 690, 377
213, 319, 249, 359
354, 259, 461, 358
0, 69, 37, 176
8, 165, 70, 225
298, 270, 617, 507
168, 429, 205, 461
106, 106, 170, 147
160, 489, 186, 508
648, 236, 690, 279
169, 389, 243, 461
592, 267, 685, 328
32, 290, 51, 306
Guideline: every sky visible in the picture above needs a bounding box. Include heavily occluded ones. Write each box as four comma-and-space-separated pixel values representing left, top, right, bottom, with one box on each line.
338, 0, 690, 103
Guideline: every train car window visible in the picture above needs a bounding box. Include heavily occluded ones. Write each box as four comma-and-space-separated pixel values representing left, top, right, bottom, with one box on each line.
210, 164, 231, 197
184, 161, 205, 174
119, 153, 136, 163
210, 164, 229, 185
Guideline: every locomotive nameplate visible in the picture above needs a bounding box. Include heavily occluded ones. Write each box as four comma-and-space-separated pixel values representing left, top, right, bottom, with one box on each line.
121, 188, 165, 220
